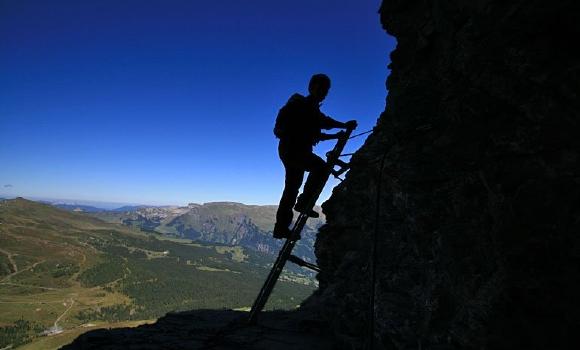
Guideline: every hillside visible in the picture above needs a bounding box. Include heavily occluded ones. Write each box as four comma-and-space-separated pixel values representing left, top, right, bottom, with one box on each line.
0, 198, 315, 349
87, 202, 324, 261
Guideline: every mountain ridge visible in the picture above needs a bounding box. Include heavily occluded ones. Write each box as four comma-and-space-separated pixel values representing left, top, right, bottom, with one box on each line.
86, 201, 324, 261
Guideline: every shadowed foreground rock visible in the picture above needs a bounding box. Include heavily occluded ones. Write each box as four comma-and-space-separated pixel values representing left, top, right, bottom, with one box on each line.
61, 309, 336, 350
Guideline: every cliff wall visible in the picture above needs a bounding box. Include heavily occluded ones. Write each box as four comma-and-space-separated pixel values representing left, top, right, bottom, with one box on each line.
312, 1, 580, 349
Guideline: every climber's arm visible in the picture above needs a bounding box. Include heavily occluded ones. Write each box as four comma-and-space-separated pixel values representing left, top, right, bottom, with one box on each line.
320, 114, 358, 130
318, 131, 346, 141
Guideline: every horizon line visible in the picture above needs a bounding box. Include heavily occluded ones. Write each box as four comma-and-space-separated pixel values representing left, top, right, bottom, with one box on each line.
0, 194, 283, 210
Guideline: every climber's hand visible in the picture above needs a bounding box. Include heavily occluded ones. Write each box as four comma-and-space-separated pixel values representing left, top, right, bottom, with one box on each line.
345, 120, 358, 130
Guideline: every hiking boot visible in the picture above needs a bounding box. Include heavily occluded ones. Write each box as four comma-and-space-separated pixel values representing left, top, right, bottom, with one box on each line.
288, 230, 301, 241
294, 204, 320, 218
273, 224, 291, 239
294, 195, 320, 218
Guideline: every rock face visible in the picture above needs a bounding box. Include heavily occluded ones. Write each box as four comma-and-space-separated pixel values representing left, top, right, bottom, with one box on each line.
311, 0, 580, 349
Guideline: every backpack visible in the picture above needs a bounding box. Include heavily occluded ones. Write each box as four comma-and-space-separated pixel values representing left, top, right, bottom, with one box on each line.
273, 105, 290, 139
273, 94, 304, 139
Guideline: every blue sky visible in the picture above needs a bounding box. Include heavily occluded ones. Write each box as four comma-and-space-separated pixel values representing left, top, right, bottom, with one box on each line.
0, 0, 395, 206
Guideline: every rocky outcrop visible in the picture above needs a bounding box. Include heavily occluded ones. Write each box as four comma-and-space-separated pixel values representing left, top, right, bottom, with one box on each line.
61, 309, 335, 350
311, 0, 580, 349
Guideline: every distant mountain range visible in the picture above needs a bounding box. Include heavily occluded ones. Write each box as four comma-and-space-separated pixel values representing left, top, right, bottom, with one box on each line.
4, 197, 325, 262
48, 203, 154, 213
0, 196, 143, 210
110, 205, 154, 212
51, 203, 108, 212
85, 202, 325, 262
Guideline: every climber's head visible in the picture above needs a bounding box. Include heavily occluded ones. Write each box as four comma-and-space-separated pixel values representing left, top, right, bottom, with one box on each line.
308, 73, 331, 103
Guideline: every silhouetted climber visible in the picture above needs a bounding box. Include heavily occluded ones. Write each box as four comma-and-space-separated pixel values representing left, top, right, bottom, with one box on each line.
273, 74, 357, 239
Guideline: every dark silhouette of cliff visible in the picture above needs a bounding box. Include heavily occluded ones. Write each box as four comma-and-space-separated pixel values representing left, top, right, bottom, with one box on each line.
63, 0, 579, 349
312, 0, 580, 349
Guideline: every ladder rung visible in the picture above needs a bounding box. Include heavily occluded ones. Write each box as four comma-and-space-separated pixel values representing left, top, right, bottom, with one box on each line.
288, 254, 320, 272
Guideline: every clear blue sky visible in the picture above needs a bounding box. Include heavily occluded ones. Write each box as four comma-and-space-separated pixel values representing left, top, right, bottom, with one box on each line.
0, 0, 395, 206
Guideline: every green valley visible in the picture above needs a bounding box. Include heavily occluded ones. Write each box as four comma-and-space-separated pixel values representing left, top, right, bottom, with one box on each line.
0, 198, 316, 349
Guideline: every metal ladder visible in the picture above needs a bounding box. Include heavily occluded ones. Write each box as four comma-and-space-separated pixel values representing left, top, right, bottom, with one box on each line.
247, 126, 355, 324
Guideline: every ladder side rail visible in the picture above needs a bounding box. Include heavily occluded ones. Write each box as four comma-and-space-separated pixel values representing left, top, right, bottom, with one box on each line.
248, 212, 307, 323
248, 238, 296, 323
